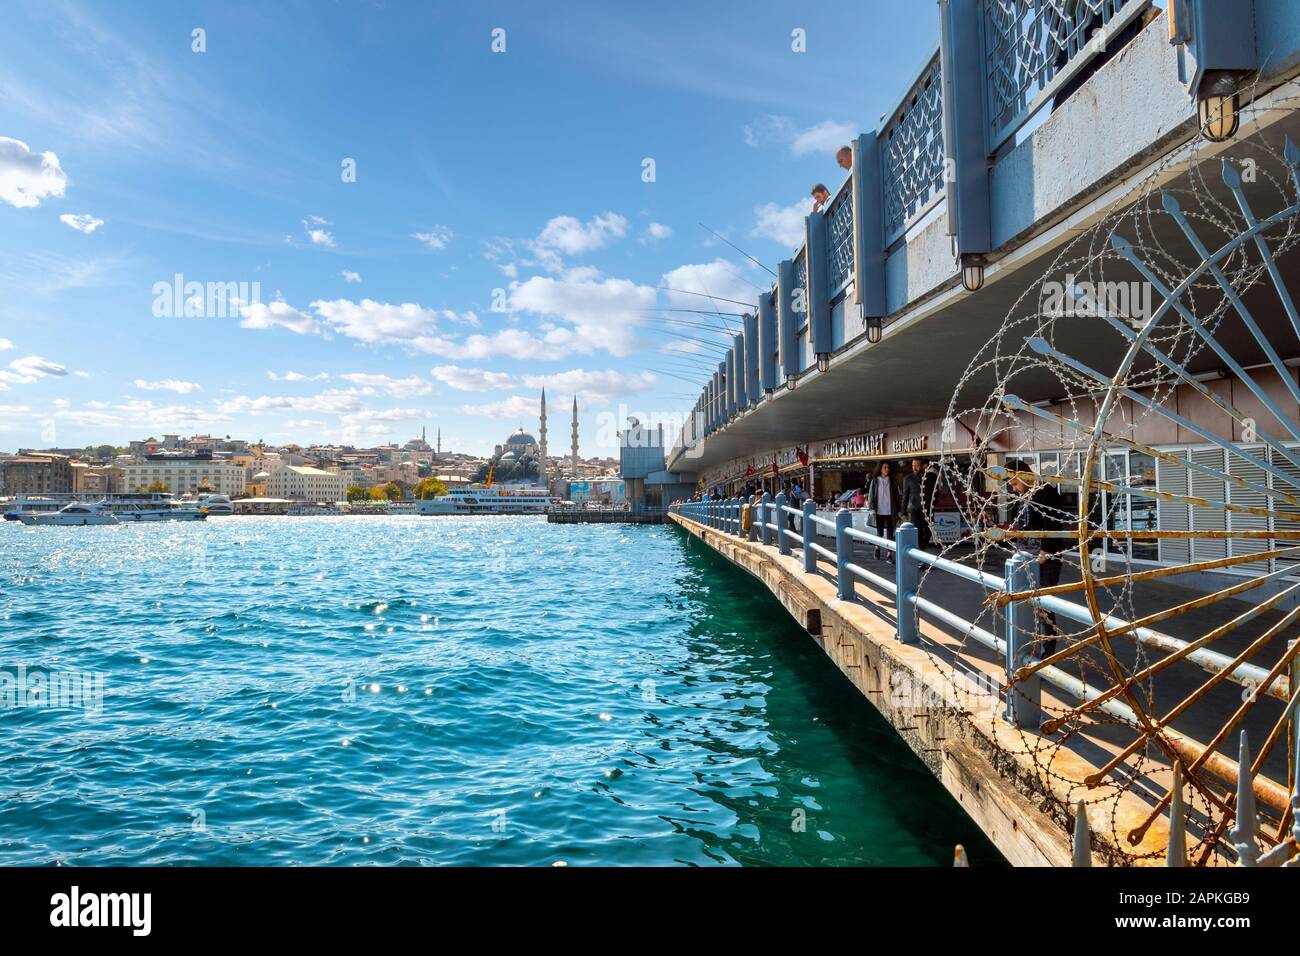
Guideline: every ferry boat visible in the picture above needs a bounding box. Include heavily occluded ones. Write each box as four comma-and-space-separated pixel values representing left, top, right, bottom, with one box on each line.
18, 501, 119, 526
416, 486, 555, 515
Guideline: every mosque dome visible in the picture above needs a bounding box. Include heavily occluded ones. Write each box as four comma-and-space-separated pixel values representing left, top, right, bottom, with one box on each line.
506, 428, 536, 447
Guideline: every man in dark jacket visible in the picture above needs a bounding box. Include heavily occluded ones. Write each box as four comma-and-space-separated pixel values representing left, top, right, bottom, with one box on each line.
1009, 468, 1071, 657
902, 458, 932, 551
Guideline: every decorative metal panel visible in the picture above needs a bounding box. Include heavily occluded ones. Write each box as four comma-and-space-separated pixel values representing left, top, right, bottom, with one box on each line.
983, 0, 1148, 150
882, 51, 945, 244
825, 184, 855, 292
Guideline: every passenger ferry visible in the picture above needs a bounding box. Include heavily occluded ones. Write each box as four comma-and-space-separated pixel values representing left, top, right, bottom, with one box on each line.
106, 493, 206, 522
416, 486, 555, 515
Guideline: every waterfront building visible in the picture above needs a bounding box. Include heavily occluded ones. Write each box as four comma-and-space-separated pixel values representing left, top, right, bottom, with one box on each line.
122, 452, 247, 496
1, 454, 74, 495
265, 465, 346, 502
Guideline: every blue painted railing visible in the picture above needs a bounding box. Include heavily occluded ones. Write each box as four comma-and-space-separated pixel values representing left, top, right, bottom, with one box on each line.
669, 494, 1278, 733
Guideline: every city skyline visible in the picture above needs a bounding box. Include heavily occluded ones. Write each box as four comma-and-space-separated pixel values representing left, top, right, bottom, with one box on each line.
0, 0, 937, 455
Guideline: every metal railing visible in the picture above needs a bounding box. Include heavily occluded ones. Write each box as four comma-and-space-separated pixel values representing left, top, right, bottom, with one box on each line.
882, 48, 945, 245
675, 495, 1300, 865
671, 492, 1290, 729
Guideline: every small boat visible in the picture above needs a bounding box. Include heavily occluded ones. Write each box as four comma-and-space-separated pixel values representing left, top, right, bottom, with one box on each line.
18, 502, 120, 526
103, 493, 206, 522
193, 494, 233, 516
2, 494, 78, 521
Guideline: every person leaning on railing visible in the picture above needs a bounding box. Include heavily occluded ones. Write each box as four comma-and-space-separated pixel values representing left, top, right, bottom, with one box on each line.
811, 183, 830, 214
1007, 465, 1071, 657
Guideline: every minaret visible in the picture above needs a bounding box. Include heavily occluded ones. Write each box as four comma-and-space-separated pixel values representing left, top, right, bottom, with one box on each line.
570, 395, 579, 476
436, 428, 441, 454
538, 388, 548, 478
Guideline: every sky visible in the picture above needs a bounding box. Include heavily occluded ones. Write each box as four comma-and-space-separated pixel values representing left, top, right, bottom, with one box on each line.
0, 0, 939, 457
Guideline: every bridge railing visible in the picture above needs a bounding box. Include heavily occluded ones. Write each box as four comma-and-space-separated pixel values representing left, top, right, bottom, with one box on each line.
670, 491, 1286, 733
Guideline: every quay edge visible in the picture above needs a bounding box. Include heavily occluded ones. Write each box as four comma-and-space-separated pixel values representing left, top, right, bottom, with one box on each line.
668, 512, 1172, 867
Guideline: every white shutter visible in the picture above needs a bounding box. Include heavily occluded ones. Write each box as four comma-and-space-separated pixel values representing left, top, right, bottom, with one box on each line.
1227, 445, 1269, 574
1156, 450, 1190, 565
1271, 444, 1300, 574
1189, 447, 1227, 563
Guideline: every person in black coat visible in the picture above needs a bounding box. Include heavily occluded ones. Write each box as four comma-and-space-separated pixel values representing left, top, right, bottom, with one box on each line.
866, 461, 898, 561
1009, 468, 1071, 657
902, 458, 934, 551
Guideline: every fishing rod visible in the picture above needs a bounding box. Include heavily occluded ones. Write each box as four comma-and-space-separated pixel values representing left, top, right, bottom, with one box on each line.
642, 314, 737, 336
698, 222, 778, 278
654, 286, 756, 308
652, 328, 730, 353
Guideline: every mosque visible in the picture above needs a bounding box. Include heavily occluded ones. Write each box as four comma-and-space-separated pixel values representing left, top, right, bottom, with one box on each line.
475, 389, 580, 485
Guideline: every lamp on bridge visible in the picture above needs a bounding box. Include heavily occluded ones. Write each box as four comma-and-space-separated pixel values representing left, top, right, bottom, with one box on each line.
1198, 72, 1240, 142
816, 353, 830, 373
785, 373, 796, 392
865, 316, 882, 344
961, 256, 985, 292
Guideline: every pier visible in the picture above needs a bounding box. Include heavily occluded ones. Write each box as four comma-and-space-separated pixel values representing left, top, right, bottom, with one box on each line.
547, 505, 665, 525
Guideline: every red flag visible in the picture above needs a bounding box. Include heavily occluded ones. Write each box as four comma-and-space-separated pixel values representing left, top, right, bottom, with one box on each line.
771, 457, 779, 476
745, 464, 754, 478
795, 445, 809, 467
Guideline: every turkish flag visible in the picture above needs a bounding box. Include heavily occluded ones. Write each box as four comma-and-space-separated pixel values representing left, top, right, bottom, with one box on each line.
771, 457, 779, 476
745, 464, 754, 477
795, 446, 809, 467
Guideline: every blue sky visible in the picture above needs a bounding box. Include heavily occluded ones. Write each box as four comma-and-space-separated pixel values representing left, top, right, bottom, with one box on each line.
0, 0, 938, 456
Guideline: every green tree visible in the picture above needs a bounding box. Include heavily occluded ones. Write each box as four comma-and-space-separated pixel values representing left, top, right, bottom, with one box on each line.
346, 485, 369, 502
367, 487, 389, 501
145, 480, 169, 493
414, 477, 448, 500
379, 482, 403, 501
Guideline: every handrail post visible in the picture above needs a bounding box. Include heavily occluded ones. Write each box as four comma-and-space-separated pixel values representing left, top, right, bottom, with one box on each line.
835, 508, 853, 601
801, 499, 816, 573
1004, 551, 1042, 729
732, 496, 739, 534
775, 492, 790, 555
895, 522, 919, 644
759, 493, 771, 546
747, 495, 758, 542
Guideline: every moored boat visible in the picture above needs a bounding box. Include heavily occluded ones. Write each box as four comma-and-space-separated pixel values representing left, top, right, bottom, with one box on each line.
18, 501, 120, 526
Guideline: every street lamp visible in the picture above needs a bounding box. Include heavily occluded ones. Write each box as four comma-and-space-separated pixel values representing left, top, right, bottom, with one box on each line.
785, 374, 797, 391
816, 353, 830, 373
961, 256, 985, 292
1198, 72, 1240, 142
865, 316, 882, 344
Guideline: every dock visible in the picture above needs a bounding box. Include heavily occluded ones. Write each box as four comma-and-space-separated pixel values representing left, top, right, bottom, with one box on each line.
547, 506, 665, 525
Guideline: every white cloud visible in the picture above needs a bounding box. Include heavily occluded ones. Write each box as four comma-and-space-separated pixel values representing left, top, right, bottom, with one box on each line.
533, 213, 627, 256
133, 378, 201, 394
0, 339, 12, 351
458, 395, 541, 420
267, 370, 329, 382
509, 273, 655, 356
751, 198, 811, 248
220, 389, 368, 417
305, 214, 330, 226
340, 270, 362, 283
412, 225, 453, 251
661, 259, 757, 312
790, 120, 856, 157
239, 300, 320, 335
522, 368, 656, 403
642, 222, 672, 242
0, 136, 67, 208
306, 228, 335, 247
59, 213, 104, 234
431, 365, 517, 392
310, 298, 441, 345
339, 372, 432, 398
0, 354, 68, 385
742, 115, 855, 158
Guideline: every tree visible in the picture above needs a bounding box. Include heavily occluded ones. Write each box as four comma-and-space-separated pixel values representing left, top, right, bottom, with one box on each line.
145, 480, 169, 493
367, 487, 388, 501
346, 485, 369, 502
414, 477, 448, 500
379, 482, 403, 501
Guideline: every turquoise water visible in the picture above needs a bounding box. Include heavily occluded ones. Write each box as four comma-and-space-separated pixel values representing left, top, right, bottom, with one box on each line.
0, 517, 999, 866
